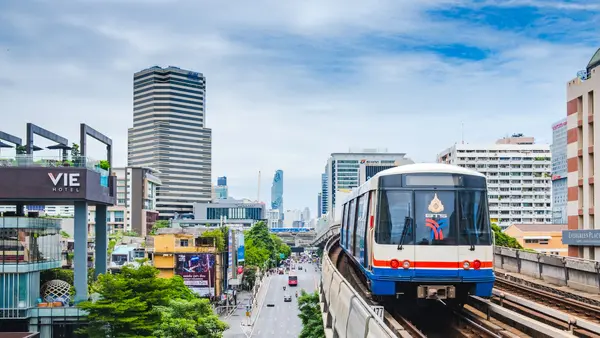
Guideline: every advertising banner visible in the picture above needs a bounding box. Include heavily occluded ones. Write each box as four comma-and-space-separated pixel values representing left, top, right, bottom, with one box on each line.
175, 253, 216, 297
227, 228, 233, 281
237, 232, 245, 263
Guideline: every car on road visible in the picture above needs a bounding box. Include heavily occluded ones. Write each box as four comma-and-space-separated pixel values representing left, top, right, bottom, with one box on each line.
284, 294, 292, 302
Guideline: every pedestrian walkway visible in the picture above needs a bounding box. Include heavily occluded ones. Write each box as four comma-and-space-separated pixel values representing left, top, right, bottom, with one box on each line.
222, 275, 272, 338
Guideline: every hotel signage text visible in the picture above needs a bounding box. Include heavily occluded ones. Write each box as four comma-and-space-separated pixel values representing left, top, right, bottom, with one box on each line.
48, 173, 81, 193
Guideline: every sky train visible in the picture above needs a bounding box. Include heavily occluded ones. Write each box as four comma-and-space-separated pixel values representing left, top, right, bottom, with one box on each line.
339, 163, 495, 305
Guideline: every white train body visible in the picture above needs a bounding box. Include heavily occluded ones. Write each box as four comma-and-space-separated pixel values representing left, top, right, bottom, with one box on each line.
339, 163, 495, 302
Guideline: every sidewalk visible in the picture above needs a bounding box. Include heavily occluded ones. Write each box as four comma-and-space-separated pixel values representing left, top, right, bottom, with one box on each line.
222, 275, 272, 338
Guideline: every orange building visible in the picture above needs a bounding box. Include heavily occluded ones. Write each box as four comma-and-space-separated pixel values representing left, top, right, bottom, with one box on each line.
504, 224, 568, 256
150, 229, 223, 296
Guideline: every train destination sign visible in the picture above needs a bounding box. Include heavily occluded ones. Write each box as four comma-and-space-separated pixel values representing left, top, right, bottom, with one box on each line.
562, 230, 600, 246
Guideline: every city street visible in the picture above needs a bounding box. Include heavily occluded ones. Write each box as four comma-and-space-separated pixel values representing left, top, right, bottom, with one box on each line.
251, 263, 320, 337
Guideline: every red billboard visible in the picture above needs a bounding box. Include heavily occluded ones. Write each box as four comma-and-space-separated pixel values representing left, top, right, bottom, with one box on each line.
175, 253, 216, 297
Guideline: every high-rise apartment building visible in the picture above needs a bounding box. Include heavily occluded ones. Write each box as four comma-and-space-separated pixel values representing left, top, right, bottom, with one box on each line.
271, 170, 283, 213
551, 119, 568, 224
565, 48, 600, 259
128, 66, 212, 219
301, 207, 310, 222
320, 173, 328, 216
438, 136, 552, 229
323, 149, 413, 213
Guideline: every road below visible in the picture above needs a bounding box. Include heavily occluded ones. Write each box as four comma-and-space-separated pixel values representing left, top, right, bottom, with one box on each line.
252, 263, 320, 337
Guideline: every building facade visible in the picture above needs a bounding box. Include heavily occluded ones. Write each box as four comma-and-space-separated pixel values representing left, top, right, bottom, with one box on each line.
213, 176, 228, 200
128, 66, 212, 219
187, 198, 266, 227
323, 149, 413, 213
438, 136, 552, 229
551, 119, 568, 224
504, 223, 568, 256
565, 48, 600, 259
320, 173, 328, 216
271, 170, 283, 214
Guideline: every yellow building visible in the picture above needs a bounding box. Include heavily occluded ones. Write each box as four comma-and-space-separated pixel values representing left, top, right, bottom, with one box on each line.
504, 224, 568, 256
151, 229, 223, 296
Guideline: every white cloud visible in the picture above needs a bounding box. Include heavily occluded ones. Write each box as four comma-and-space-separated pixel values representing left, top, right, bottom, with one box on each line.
0, 1, 597, 214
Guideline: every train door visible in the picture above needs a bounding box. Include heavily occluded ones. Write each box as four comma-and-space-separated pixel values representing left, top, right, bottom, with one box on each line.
355, 193, 368, 266
413, 191, 459, 278
363, 191, 375, 270
347, 199, 357, 256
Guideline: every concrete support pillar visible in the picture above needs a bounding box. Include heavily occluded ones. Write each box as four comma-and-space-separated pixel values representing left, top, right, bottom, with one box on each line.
74, 201, 88, 304
16, 203, 24, 216
95, 204, 108, 278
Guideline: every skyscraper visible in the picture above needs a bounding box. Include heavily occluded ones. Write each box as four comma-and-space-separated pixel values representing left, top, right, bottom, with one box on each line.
320, 173, 328, 216
128, 66, 212, 219
271, 170, 283, 214
214, 176, 228, 200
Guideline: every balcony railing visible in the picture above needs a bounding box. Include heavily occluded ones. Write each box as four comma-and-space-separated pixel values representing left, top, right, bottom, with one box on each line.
0, 155, 109, 176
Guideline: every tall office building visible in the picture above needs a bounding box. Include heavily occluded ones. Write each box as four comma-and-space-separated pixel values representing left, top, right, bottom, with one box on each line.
271, 170, 283, 213
301, 207, 310, 222
551, 119, 568, 224
320, 173, 328, 216
323, 149, 413, 213
128, 66, 212, 219
438, 136, 552, 229
565, 48, 600, 259
214, 176, 228, 200
317, 192, 322, 218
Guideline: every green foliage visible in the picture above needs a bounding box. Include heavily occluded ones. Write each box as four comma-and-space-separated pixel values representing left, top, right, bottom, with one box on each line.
99, 160, 110, 170
153, 298, 228, 338
70, 143, 80, 160
149, 220, 170, 235
297, 290, 325, 338
492, 224, 524, 249
201, 228, 226, 252
244, 221, 281, 269
123, 230, 139, 237
244, 237, 271, 267
270, 234, 291, 262
78, 265, 226, 338
41, 268, 74, 286
15, 145, 26, 155
60, 230, 70, 238
242, 265, 258, 289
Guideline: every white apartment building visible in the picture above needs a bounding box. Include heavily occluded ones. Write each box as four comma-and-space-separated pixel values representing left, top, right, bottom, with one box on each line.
323, 148, 414, 213
438, 136, 552, 229
266, 209, 281, 229
284, 209, 302, 228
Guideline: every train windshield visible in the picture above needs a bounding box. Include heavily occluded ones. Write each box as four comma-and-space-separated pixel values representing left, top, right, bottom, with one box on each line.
376, 189, 492, 246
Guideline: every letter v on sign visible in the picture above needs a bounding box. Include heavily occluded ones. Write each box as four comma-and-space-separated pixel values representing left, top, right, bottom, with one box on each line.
48, 173, 63, 186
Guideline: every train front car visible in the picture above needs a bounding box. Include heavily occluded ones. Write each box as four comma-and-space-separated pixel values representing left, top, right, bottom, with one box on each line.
341, 163, 495, 307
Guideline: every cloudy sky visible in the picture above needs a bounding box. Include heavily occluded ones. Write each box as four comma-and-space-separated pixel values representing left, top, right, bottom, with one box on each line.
0, 0, 598, 216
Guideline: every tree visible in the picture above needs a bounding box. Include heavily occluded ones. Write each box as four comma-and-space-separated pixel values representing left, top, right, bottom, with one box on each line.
270, 234, 291, 262
492, 224, 523, 249
201, 228, 226, 252
297, 290, 325, 338
242, 265, 258, 289
99, 160, 110, 170
70, 143, 80, 160
15, 145, 26, 155
78, 265, 226, 338
244, 237, 271, 267
150, 220, 170, 235
153, 298, 228, 338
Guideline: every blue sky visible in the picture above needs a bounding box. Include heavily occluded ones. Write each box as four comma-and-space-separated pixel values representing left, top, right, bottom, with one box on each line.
0, 0, 599, 216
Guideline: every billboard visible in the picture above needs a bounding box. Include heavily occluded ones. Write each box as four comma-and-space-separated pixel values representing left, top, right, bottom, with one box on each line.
237, 232, 245, 263
175, 253, 216, 297
227, 228, 233, 281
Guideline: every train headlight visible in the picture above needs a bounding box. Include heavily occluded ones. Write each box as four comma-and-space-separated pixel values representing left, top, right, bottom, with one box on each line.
390, 259, 400, 269
402, 260, 410, 269
473, 260, 482, 270
462, 261, 471, 270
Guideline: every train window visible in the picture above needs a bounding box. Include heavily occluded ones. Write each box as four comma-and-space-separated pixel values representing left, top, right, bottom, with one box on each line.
348, 199, 357, 255
375, 191, 413, 245
355, 194, 368, 262
341, 204, 348, 247
458, 190, 492, 246
414, 191, 457, 245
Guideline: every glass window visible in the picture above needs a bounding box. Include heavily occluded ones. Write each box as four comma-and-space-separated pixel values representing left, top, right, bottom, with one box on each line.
341, 204, 349, 247
414, 191, 457, 246
375, 191, 413, 245
458, 190, 492, 246
348, 200, 357, 252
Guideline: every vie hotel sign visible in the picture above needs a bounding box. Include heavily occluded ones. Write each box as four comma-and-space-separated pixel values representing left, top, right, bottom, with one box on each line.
562, 230, 600, 246
48, 173, 81, 193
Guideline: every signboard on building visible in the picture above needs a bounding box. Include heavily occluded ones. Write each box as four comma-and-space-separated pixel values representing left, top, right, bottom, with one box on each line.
562, 230, 600, 246
228, 228, 233, 281
237, 232, 245, 263
175, 253, 216, 297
